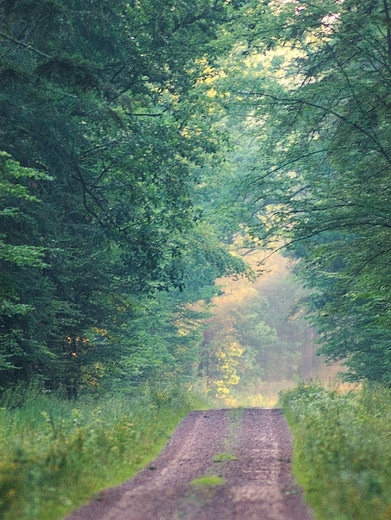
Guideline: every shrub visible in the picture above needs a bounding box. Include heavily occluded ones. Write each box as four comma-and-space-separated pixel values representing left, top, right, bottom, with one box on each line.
281, 382, 391, 520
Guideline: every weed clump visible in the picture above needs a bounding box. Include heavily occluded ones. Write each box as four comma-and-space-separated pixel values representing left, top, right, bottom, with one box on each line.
212, 452, 238, 462
190, 476, 225, 487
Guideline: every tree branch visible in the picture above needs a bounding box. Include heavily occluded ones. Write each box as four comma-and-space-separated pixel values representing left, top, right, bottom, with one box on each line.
0, 31, 50, 58
242, 149, 329, 189
238, 91, 391, 165
125, 112, 163, 117
384, 0, 391, 55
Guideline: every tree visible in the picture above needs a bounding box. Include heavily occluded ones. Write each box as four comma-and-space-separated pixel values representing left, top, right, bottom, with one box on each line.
0, 152, 51, 385
0, 0, 250, 393
222, 0, 391, 382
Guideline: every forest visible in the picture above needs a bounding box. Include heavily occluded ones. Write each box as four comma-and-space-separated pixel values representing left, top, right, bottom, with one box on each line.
1, 0, 391, 518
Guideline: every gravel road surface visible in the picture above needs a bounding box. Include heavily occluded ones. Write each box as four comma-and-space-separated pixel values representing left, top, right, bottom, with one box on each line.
65, 408, 313, 520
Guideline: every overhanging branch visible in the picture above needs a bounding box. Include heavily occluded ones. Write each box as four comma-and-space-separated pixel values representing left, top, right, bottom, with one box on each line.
0, 31, 50, 58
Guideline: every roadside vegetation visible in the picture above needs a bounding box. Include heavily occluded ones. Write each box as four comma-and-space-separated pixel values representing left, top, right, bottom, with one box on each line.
281, 383, 391, 520
0, 382, 209, 520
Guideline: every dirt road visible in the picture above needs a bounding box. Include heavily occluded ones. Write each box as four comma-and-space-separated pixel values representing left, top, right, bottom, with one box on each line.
65, 408, 313, 520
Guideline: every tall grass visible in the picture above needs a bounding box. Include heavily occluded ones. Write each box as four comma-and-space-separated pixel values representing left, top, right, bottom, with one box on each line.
281, 382, 391, 520
0, 381, 210, 520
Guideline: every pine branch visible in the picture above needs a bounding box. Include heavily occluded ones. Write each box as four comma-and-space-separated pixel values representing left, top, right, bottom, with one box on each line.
0, 31, 50, 58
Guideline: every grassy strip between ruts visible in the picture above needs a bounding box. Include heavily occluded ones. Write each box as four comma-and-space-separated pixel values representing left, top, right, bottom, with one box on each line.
0, 382, 211, 520
280, 382, 391, 520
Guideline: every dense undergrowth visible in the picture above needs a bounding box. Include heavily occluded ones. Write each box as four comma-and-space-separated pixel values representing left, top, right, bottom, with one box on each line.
281, 383, 391, 520
0, 381, 209, 520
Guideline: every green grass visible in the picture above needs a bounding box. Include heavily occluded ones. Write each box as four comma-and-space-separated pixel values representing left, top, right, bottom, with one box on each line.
190, 476, 225, 487
280, 382, 391, 520
0, 381, 211, 520
212, 452, 238, 462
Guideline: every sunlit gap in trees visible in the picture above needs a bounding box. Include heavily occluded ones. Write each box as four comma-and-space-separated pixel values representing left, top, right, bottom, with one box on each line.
200, 247, 337, 408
